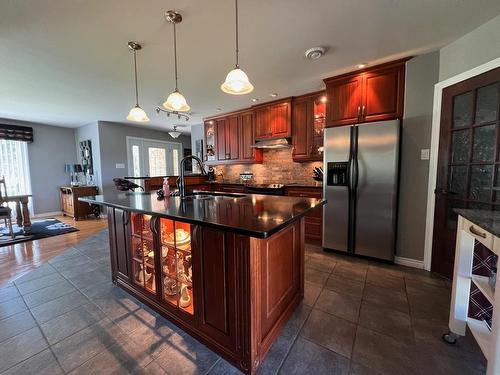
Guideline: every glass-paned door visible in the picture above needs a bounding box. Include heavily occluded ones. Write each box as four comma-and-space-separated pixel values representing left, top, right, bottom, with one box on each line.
160, 218, 194, 315
127, 137, 182, 178
130, 213, 156, 294
432, 68, 500, 278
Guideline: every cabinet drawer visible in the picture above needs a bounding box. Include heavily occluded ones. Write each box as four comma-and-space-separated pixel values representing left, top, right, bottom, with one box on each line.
462, 218, 494, 250
286, 188, 322, 199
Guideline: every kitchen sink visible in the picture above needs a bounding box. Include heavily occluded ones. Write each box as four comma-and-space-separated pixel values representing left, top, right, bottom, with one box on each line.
183, 191, 246, 200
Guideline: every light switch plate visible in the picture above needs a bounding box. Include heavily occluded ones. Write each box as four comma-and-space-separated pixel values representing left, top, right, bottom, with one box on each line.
115, 163, 126, 169
421, 149, 430, 160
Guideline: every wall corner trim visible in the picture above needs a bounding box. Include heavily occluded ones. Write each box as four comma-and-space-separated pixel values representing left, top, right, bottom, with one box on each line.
394, 256, 425, 269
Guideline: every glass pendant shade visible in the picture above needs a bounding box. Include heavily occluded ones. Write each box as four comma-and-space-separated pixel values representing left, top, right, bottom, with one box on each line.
127, 105, 150, 122
163, 90, 190, 112
221, 67, 254, 95
168, 130, 181, 138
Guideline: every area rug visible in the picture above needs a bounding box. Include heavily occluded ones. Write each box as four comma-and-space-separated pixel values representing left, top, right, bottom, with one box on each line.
0, 218, 79, 247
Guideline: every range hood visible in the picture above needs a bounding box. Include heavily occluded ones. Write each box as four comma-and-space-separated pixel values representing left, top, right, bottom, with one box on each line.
250, 138, 291, 149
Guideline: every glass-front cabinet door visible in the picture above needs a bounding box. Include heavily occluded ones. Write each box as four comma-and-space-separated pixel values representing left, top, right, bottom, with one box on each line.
130, 213, 157, 295
311, 94, 326, 157
160, 218, 194, 316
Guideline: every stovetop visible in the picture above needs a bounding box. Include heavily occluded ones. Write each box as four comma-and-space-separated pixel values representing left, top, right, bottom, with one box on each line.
246, 184, 284, 189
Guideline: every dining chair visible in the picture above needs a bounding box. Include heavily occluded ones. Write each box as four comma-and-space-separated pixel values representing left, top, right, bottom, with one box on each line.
0, 177, 15, 238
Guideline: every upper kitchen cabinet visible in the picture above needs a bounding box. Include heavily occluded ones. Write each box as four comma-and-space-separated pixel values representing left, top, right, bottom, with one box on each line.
254, 98, 292, 140
292, 91, 326, 162
204, 111, 262, 165
324, 58, 407, 127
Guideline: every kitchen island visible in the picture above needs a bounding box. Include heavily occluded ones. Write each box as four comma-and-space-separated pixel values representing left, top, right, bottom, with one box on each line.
80, 191, 325, 374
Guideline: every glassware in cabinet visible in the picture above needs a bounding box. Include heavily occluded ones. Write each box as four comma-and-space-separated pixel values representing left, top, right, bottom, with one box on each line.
160, 218, 194, 315
130, 213, 156, 294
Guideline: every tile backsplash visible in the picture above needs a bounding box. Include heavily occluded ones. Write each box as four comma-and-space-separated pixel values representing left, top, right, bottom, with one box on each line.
214, 148, 322, 185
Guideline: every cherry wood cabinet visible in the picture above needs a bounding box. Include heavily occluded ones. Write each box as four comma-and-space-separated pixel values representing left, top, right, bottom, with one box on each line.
292, 91, 326, 162
240, 111, 258, 162
254, 99, 292, 140
285, 186, 323, 245
106, 207, 305, 374
254, 106, 272, 140
205, 111, 262, 165
324, 58, 407, 127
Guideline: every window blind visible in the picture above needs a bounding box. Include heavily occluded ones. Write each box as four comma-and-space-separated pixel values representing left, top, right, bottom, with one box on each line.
0, 124, 33, 142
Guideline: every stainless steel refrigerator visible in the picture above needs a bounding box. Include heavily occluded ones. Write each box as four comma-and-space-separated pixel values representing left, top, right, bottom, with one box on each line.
322, 120, 400, 261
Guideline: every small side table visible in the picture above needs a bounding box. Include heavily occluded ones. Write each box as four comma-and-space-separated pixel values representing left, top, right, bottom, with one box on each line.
59, 186, 99, 220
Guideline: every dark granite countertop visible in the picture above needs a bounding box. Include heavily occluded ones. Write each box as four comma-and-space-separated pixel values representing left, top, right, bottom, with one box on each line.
455, 209, 500, 237
81, 192, 326, 239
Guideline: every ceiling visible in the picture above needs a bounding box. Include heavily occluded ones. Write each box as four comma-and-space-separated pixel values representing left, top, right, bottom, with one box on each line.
1, 0, 499, 134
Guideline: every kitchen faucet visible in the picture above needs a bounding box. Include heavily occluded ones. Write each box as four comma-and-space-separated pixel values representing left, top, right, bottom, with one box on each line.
177, 155, 207, 198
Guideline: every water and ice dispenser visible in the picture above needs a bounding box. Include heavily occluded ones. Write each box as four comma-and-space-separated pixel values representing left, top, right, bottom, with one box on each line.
326, 162, 348, 186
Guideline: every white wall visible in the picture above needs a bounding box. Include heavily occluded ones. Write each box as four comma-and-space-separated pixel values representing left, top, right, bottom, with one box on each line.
397, 52, 440, 262
439, 14, 500, 81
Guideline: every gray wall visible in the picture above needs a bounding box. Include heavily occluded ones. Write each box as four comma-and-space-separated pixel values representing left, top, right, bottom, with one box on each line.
439, 14, 500, 81
0, 119, 77, 215
75, 122, 102, 190
97, 121, 191, 192
397, 52, 440, 261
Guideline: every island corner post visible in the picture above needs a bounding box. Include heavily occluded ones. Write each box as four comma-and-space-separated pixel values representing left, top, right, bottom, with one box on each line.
84, 192, 322, 375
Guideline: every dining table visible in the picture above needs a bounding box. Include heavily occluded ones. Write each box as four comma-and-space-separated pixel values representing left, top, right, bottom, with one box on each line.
0, 194, 32, 233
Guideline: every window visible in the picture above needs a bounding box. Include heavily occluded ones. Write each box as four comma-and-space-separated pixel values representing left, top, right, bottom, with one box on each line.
0, 140, 32, 211
132, 145, 141, 177
126, 137, 182, 178
148, 147, 167, 176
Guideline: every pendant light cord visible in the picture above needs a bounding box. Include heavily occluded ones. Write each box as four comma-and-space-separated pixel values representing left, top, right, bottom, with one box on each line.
173, 22, 179, 91
133, 49, 139, 106
235, 0, 239, 68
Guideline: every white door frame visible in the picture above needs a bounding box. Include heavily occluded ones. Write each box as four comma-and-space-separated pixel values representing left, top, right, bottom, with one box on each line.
423, 57, 500, 271
126, 136, 183, 177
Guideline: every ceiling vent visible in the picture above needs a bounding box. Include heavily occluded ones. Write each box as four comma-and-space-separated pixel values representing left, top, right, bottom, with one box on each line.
305, 47, 325, 60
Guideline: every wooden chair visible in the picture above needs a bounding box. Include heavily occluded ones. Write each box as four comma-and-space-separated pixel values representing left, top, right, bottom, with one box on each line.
0, 177, 14, 238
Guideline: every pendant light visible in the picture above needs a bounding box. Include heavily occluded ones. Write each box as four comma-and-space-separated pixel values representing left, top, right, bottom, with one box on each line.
163, 10, 190, 113
126, 42, 150, 122
168, 126, 181, 139
221, 0, 254, 95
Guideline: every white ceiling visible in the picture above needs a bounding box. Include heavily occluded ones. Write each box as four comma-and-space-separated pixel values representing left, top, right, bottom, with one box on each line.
1, 0, 499, 133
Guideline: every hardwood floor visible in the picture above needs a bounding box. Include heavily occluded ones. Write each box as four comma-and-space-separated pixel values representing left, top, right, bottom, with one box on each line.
0, 216, 107, 287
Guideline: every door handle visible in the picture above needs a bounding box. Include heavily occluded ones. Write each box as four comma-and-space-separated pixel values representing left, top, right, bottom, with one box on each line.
361, 105, 365, 119
434, 188, 457, 196
357, 106, 361, 121
469, 225, 487, 239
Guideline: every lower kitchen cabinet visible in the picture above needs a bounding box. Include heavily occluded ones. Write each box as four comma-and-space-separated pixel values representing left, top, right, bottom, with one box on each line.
106, 207, 305, 374
286, 186, 323, 245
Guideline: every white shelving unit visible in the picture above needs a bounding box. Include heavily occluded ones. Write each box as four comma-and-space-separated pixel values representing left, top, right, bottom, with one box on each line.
448, 215, 500, 375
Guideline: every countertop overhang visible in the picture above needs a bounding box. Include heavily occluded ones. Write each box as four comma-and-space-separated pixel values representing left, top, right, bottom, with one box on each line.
80, 192, 326, 239
455, 209, 500, 238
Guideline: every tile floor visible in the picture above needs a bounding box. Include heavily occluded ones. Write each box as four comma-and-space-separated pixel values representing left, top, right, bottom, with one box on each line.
0, 230, 487, 374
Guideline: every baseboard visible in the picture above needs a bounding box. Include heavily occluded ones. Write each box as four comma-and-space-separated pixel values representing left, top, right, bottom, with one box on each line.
394, 256, 425, 269
32, 211, 63, 219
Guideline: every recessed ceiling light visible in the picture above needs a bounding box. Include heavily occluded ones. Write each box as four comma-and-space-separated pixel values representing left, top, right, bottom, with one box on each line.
305, 47, 326, 60
251, 98, 259, 102
215, 107, 222, 111
269, 93, 278, 98
357, 63, 367, 69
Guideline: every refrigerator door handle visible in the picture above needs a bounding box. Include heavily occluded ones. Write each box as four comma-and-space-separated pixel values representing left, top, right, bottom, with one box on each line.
352, 125, 359, 191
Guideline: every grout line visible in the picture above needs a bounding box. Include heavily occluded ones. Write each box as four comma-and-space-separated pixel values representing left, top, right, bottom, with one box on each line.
11, 282, 68, 374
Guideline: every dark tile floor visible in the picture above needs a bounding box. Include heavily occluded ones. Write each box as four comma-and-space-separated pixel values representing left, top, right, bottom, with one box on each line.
0, 230, 487, 374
